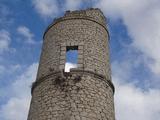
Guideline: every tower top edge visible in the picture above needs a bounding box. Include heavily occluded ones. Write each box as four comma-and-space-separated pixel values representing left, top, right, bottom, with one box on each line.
53, 8, 106, 25
64, 8, 105, 18
43, 8, 108, 39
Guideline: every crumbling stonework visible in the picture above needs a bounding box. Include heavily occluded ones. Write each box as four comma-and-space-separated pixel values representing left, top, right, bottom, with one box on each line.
28, 8, 115, 120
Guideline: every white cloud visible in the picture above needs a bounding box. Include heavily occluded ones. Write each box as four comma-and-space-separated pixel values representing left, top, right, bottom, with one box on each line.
112, 60, 132, 83
111, 47, 160, 120
17, 26, 35, 44
96, 0, 160, 75
114, 78, 160, 120
0, 64, 21, 75
0, 63, 38, 120
0, 29, 11, 53
9, 64, 21, 73
149, 61, 160, 75
32, 0, 59, 18
32, 0, 88, 18
0, 97, 31, 120
65, 0, 82, 10
65, 62, 77, 72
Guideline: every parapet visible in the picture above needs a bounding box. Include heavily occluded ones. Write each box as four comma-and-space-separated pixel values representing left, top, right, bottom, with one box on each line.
44, 8, 107, 39
64, 8, 106, 24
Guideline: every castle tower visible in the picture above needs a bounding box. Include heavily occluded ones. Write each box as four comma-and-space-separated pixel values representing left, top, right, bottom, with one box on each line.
28, 8, 115, 120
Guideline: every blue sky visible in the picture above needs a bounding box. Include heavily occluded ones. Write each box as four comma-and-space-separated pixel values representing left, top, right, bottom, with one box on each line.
0, 0, 160, 120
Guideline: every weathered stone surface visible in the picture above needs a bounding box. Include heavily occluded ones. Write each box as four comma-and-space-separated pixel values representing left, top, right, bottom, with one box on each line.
28, 8, 115, 120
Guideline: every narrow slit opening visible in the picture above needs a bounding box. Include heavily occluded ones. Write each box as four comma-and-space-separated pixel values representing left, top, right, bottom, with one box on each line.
65, 46, 78, 72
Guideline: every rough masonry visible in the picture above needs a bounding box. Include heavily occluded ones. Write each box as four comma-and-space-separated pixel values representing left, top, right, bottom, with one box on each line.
27, 8, 115, 120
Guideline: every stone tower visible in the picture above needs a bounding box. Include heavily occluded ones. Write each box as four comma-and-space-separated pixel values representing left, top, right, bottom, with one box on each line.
27, 8, 115, 120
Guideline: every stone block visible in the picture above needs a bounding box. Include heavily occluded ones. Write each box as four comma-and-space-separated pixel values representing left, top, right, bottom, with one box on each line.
61, 46, 66, 51
78, 46, 83, 50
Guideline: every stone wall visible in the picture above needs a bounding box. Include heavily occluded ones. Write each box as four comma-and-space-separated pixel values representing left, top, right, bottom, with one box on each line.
28, 70, 115, 120
28, 8, 115, 120
36, 8, 111, 80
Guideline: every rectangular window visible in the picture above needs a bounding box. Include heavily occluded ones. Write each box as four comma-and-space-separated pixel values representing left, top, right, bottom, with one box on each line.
65, 46, 78, 72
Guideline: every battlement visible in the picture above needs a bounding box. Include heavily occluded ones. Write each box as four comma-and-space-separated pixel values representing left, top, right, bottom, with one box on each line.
63, 8, 106, 24
44, 8, 107, 39
57, 8, 106, 24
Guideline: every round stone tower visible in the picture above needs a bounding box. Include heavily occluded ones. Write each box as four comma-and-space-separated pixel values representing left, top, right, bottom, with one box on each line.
28, 8, 115, 120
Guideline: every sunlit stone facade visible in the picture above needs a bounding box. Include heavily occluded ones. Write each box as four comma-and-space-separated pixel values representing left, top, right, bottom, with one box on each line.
27, 8, 115, 120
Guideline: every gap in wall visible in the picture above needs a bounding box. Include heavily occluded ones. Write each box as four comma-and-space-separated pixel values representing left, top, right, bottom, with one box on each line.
65, 46, 78, 72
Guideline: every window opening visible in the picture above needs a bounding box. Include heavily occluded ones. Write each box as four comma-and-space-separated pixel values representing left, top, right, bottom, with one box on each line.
65, 46, 78, 72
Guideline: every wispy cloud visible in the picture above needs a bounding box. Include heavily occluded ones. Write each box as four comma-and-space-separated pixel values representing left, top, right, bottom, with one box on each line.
32, 0, 59, 18
0, 64, 20, 75
65, 0, 82, 10
96, 0, 160, 75
32, 0, 87, 18
0, 29, 11, 54
111, 52, 160, 120
0, 63, 38, 120
114, 79, 160, 120
17, 26, 36, 44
